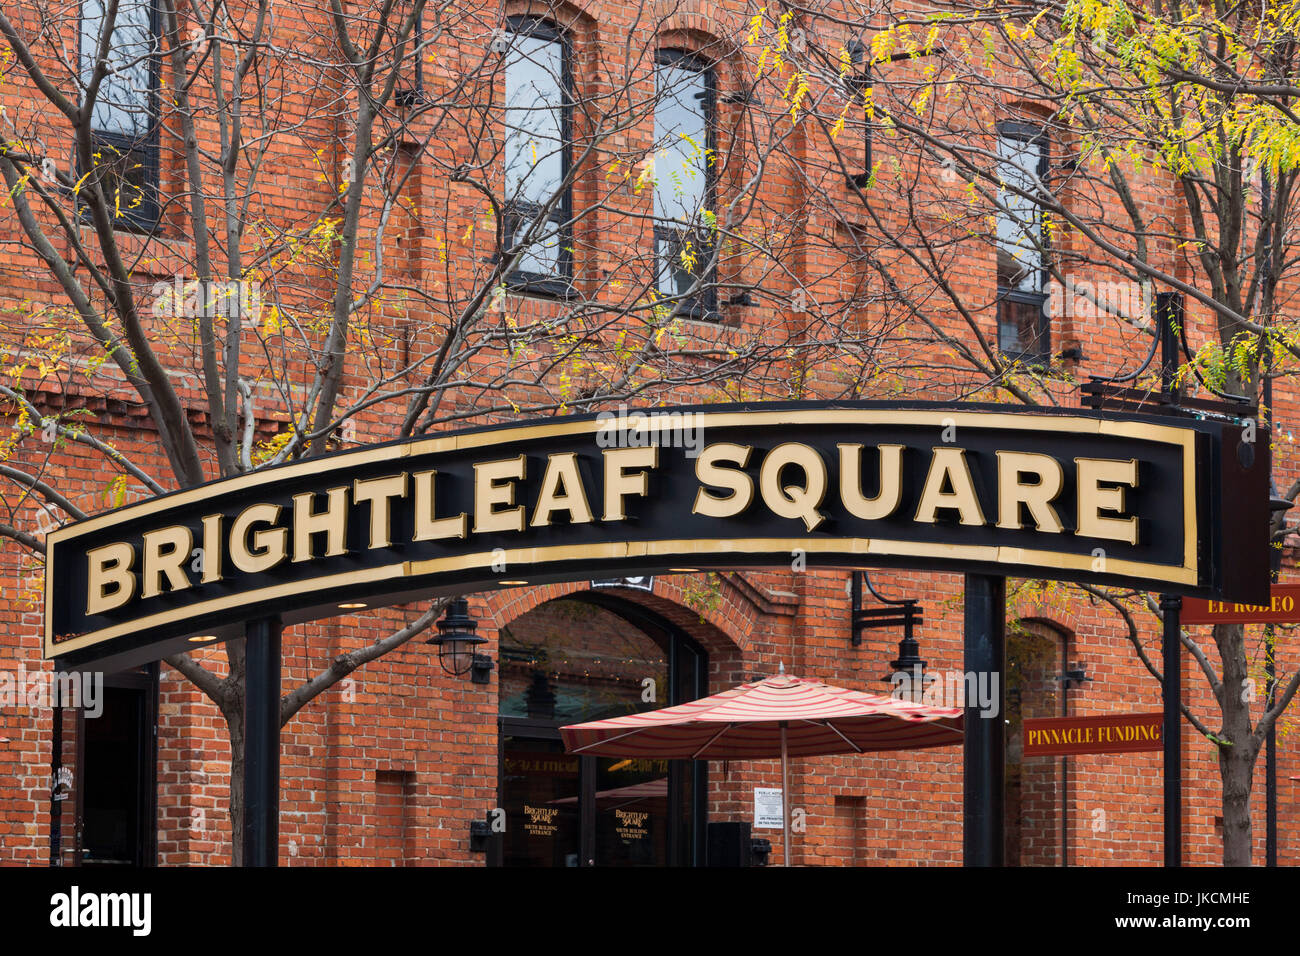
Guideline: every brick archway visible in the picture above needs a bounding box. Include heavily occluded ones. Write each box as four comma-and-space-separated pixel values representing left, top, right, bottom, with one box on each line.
1005, 617, 1072, 867
484, 576, 751, 867
479, 574, 764, 690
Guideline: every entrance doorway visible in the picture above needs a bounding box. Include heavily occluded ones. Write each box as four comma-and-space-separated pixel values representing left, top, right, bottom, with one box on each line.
493, 593, 707, 866
50, 665, 158, 867
1005, 622, 1069, 866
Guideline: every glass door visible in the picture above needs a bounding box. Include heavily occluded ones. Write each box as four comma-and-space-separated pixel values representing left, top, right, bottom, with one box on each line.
591, 756, 670, 866
500, 732, 581, 866
56, 665, 158, 868
494, 594, 706, 866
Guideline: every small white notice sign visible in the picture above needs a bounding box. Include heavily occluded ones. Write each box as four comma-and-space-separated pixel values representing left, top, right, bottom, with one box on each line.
754, 787, 783, 829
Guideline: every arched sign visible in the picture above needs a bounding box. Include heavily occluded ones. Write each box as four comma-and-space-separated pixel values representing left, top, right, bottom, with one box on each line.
45, 402, 1268, 671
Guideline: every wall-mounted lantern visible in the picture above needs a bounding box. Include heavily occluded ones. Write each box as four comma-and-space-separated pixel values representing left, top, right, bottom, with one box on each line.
849, 571, 926, 682
427, 598, 491, 680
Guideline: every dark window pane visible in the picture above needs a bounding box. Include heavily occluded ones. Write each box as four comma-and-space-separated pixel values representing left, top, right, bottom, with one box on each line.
506, 206, 561, 277
80, 688, 143, 865
996, 125, 1048, 359
593, 756, 670, 866
500, 737, 581, 867
85, 136, 157, 226
498, 600, 669, 723
656, 228, 706, 300
998, 295, 1048, 360
79, 1, 159, 229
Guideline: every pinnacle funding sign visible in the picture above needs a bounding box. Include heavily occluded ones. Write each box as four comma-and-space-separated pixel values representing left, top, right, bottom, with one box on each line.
1023, 713, 1164, 757
44, 402, 1268, 671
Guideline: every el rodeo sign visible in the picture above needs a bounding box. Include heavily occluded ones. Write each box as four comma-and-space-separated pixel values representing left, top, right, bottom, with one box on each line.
1181, 584, 1300, 624
44, 402, 1268, 670
1023, 713, 1163, 757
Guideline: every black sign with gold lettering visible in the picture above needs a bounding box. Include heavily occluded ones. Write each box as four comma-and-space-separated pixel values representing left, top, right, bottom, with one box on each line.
45, 402, 1268, 670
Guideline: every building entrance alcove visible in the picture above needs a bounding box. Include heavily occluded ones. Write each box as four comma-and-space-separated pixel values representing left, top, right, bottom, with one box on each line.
50, 664, 158, 867
1005, 620, 1071, 866
491, 593, 707, 867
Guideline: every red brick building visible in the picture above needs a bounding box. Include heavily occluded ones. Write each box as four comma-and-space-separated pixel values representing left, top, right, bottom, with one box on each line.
0, 0, 1296, 867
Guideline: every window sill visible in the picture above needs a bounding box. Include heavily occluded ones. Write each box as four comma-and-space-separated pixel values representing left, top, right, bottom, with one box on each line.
504, 272, 577, 301
657, 299, 721, 323
998, 352, 1082, 382
670, 309, 730, 327
999, 351, 1054, 370
69, 225, 197, 281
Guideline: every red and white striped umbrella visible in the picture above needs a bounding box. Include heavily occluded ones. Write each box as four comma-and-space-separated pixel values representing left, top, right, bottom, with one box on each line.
560, 665, 962, 864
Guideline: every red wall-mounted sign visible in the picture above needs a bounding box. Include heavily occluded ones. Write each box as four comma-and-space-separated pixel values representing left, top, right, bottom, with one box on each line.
1023, 713, 1162, 757
1182, 584, 1300, 625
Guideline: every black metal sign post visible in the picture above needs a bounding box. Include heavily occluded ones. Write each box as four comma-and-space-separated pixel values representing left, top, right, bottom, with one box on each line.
1158, 294, 1184, 868
243, 616, 282, 867
49, 705, 62, 866
1264, 373, 1284, 868
963, 573, 1005, 866
1160, 595, 1182, 867
1266, 621, 1277, 867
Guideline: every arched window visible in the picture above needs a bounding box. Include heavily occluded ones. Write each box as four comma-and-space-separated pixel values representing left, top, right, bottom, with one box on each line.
501, 16, 573, 294
495, 594, 707, 866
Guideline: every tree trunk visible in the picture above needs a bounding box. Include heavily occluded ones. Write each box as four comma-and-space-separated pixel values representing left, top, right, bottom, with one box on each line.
1215, 622, 1261, 866
226, 704, 245, 868
223, 637, 247, 867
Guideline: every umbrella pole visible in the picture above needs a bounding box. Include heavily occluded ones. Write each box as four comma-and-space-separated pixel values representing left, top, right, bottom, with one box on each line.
780, 720, 791, 867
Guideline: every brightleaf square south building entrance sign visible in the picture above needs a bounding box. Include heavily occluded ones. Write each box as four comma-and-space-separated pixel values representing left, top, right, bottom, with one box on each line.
44, 402, 1268, 671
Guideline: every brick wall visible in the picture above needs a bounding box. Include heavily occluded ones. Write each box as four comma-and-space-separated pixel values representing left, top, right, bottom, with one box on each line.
0, 0, 1295, 868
